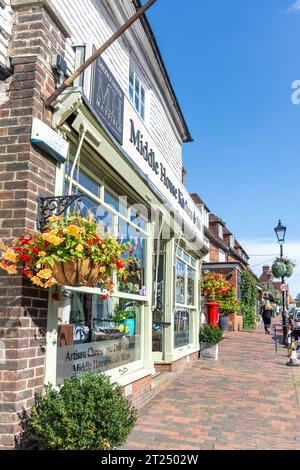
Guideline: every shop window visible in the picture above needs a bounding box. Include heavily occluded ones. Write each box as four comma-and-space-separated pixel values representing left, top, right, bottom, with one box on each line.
117, 219, 146, 296
129, 66, 146, 120
187, 267, 195, 305
174, 309, 190, 348
56, 292, 142, 385
176, 259, 185, 304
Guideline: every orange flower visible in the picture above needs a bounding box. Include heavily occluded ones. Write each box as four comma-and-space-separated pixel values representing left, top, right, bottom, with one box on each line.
44, 278, 57, 288
38, 251, 46, 257
37, 269, 52, 280
6, 264, 17, 275
31, 276, 44, 287
0, 261, 8, 270
66, 225, 80, 238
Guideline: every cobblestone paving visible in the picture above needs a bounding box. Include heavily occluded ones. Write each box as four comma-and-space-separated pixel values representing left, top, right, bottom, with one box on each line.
123, 322, 300, 450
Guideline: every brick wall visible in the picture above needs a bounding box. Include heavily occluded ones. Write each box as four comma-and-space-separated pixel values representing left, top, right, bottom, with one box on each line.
155, 352, 199, 374
0, 1, 68, 449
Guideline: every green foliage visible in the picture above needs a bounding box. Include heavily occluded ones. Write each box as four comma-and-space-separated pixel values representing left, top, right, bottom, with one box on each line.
220, 289, 240, 315
272, 257, 295, 279
25, 374, 137, 450
241, 271, 257, 330
241, 303, 257, 330
110, 306, 134, 322
199, 324, 224, 345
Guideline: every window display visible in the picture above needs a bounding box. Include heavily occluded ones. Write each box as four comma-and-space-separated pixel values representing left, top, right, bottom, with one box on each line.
57, 292, 142, 384
174, 309, 190, 348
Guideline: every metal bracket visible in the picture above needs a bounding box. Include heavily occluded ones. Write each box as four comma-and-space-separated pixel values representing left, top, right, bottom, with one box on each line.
37, 195, 81, 231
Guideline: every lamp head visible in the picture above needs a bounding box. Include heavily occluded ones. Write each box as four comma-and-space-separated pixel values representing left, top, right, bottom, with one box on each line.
274, 220, 287, 245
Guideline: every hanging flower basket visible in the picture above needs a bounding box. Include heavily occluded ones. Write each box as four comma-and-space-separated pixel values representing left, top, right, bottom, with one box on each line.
271, 257, 295, 279
0, 213, 130, 293
51, 259, 104, 287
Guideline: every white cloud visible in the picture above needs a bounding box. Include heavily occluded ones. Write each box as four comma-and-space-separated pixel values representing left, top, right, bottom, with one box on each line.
240, 238, 300, 298
289, 0, 300, 11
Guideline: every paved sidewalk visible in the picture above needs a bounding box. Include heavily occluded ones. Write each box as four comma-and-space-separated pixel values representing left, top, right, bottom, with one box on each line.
123, 323, 300, 450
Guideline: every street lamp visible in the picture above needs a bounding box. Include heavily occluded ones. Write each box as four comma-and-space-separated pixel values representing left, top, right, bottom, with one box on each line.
274, 220, 287, 343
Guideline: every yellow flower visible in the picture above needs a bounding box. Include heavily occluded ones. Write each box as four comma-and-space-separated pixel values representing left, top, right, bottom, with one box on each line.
0, 244, 7, 251
38, 251, 46, 257
31, 276, 44, 287
42, 231, 63, 246
3, 250, 17, 263
99, 266, 106, 273
37, 269, 52, 280
66, 225, 80, 238
102, 440, 110, 450
75, 244, 84, 252
101, 244, 106, 249
48, 215, 61, 223
118, 323, 124, 333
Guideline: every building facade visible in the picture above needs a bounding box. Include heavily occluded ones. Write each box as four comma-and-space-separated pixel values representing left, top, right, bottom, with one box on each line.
0, 0, 208, 449
191, 193, 250, 304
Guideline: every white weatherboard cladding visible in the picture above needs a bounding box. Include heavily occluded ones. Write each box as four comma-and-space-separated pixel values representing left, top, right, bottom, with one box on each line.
52, 0, 183, 178
0, 1, 12, 67
123, 97, 204, 244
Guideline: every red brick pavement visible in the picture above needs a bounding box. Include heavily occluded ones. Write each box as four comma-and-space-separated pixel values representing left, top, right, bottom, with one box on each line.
122, 321, 300, 450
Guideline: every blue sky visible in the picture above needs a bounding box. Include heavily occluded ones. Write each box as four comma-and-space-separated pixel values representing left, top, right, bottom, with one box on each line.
147, 0, 300, 295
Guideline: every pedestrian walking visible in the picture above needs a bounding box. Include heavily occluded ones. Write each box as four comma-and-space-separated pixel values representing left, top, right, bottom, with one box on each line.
261, 300, 273, 334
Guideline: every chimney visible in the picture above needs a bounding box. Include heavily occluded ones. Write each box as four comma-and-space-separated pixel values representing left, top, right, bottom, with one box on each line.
263, 266, 271, 276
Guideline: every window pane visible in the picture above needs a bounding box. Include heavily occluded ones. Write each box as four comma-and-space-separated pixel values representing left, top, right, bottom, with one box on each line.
174, 309, 190, 348
135, 77, 140, 111
129, 68, 134, 102
56, 293, 142, 384
118, 220, 146, 296
79, 171, 99, 197
141, 103, 145, 120
187, 267, 195, 305
130, 205, 148, 230
176, 259, 185, 304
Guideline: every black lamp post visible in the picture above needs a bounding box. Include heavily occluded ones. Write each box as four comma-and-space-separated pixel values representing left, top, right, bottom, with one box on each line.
274, 220, 287, 343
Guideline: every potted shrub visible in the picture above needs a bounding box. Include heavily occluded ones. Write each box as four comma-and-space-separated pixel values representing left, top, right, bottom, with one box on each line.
0, 213, 130, 293
24, 373, 137, 450
199, 324, 223, 361
219, 288, 240, 331
201, 273, 232, 326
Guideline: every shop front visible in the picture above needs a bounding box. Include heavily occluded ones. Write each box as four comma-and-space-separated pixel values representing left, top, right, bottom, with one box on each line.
45, 60, 207, 396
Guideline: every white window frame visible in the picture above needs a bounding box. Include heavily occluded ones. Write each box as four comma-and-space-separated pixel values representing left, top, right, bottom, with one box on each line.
129, 66, 146, 120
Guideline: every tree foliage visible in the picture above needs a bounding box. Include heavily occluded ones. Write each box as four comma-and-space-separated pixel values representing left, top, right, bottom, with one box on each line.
241, 271, 257, 330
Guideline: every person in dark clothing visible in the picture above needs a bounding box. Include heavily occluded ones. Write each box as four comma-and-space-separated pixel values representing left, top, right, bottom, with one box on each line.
261, 300, 273, 334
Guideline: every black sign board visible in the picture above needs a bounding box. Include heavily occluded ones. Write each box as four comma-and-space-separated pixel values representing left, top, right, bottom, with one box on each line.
91, 57, 124, 145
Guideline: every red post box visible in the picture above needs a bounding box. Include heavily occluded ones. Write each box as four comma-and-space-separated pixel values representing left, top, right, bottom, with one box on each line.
206, 302, 220, 326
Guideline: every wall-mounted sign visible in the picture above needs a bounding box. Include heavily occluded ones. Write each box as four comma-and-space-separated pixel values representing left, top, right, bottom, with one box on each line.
122, 99, 203, 240
91, 57, 124, 145
31, 118, 69, 163
56, 338, 134, 384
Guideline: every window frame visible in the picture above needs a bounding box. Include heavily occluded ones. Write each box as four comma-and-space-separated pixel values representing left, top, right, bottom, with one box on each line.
129, 66, 146, 120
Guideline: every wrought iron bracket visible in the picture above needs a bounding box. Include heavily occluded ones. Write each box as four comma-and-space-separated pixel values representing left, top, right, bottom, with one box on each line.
37, 195, 81, 231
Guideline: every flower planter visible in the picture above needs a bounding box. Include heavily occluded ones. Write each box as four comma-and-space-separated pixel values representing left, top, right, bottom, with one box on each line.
206, 302, 220, 326
52, 259, 102, 287
219, 316, 230, 331
200, 342, 219, 361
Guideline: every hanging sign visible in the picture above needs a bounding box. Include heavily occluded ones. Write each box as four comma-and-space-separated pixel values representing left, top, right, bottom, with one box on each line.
31, 118, 69, 163
91, 57, 124, 145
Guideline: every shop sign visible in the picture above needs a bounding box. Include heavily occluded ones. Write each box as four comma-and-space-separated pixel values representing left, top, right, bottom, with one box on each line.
122, 99, 203, 240
91, 57, 124, 145
31, 118, 69, 163
56, 338, 134, 383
